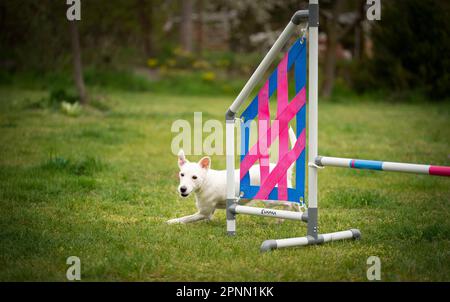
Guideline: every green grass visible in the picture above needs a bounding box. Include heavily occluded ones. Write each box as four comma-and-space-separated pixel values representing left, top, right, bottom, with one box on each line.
0, 87, 449, 281
0, 68, 244, 97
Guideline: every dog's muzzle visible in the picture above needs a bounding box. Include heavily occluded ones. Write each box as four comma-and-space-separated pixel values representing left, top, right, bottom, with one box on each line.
179, 186, 189, 197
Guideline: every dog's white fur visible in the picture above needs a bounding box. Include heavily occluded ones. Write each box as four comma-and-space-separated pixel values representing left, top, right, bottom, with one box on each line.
167, 128, 299, 224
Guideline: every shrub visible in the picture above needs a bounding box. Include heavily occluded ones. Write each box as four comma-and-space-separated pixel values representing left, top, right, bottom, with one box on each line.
368, 0, 450, 100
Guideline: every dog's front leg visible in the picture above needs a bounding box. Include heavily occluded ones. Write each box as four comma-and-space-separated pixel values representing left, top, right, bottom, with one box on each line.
167, 212, 209, 224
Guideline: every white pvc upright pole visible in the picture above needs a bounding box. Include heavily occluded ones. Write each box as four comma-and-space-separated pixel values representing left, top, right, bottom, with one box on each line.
307, 0, 319, 239
226, 119, 236, 235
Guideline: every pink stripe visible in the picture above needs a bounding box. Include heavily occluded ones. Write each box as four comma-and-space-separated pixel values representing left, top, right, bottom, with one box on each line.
254, 129, 306, 200
258, 81, 270, 184
277, 54, 289, 200
240, 88, 306, 179
429, 165, 450, 177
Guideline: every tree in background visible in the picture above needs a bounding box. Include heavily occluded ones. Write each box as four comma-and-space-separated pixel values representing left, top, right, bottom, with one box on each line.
180, 0, 194, 53
137, 0, 155, 58
196, 0, 204, 56
69, 21, 88, 104
368, 0, 450, 100
320, 0, 365, 98
321, 0, 344, 98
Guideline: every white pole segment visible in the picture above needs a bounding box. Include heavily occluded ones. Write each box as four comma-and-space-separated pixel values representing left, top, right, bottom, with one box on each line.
226, 122, 236, 199
233, 205, 306, 221
229, 21, 297, 113
321, 230, 355, 242
382, 161, 430, 174
226, 121, 236, 234
276, 236, 309, 248
319, 156, 352, 168
308, 3, 319, 210
227, 218, 236, 234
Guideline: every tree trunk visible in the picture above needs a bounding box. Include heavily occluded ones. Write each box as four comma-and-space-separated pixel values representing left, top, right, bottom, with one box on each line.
321, 0, 344, 98
354, 1, 366, 61
358, 1, 367, 60
197, 0, 204, 56
180, 0, 193, 53
69, 21, 87, 105
137, 0, 154, 58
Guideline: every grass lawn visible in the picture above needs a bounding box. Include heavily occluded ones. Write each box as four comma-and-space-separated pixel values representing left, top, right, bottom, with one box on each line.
0, 88, 449, 281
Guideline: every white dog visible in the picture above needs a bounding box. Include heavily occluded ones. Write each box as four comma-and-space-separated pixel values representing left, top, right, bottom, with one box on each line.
167, 128, 300, 224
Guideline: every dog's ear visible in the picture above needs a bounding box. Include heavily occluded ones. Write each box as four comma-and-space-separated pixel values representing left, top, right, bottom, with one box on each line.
178, 149, 188, 167
198, 156, 211, 170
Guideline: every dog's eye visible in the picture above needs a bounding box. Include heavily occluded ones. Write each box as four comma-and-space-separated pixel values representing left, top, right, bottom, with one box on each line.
180, 173, 184, 177
192, 175, 197, 180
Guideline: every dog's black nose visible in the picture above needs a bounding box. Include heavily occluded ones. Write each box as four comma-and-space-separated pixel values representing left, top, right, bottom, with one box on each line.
180, 186, 187, 193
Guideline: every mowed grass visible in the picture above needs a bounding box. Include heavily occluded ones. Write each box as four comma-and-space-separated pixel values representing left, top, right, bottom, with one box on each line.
0, 88, 449, 281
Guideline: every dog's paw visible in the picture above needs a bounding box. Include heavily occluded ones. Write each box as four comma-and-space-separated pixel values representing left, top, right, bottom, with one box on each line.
166, 218, 182, 224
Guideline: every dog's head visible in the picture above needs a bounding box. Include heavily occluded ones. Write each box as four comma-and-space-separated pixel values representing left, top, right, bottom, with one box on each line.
177, 149, 210, 198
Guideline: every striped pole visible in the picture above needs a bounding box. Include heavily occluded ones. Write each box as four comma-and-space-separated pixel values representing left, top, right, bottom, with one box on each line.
316, 156, 450, 177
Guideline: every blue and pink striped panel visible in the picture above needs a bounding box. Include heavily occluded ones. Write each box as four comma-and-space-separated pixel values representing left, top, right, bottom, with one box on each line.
239, 38, 307, 203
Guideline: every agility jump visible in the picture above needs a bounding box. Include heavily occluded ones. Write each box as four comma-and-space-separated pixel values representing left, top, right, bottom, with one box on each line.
224, 0, 450, 252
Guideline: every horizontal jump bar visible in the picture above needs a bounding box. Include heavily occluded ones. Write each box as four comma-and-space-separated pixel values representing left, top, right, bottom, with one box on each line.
316, 156, 450, 177
230, 205, 307, 222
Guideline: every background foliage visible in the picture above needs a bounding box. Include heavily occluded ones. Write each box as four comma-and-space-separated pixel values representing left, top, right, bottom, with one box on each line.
1, 0, 449, 100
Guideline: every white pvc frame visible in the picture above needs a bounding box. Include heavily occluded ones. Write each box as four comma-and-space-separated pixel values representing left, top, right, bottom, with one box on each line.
225, 0, 360, 251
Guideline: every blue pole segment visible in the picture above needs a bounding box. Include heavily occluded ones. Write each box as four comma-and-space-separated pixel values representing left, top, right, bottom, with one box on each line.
350, 159, 383, 171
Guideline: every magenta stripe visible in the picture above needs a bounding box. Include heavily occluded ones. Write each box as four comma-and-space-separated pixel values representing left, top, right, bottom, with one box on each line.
240, 88, 306, 179
254, 129, 306, 200
258, 81, 270, 184
429, 165, 450, 177
277, 54, 289, 200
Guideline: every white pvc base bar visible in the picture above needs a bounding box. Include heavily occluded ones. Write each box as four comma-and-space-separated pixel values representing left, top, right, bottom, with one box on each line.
231, 205, 307, 222
261, 229, 360, 252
